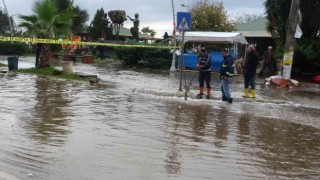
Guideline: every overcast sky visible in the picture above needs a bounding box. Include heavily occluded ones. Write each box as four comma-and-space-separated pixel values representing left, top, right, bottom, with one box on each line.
3, 0, 265, 38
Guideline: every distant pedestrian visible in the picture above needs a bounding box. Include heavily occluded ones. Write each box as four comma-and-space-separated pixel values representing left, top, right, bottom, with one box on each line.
196, 48, 211, 99
258, 46, 274, 76
96, 38, 105, 60
220, 49, 234, 103
243, 45, 259, 98
35, 43, 42, 67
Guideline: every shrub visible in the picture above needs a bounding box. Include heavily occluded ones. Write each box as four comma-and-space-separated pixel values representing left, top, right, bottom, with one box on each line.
115, 47, 171, 69
49, 44, 63, 53
142, 48, 171, 68
293, 39, 320, 73
0, 41, 29, 55
116, 47, 143, 66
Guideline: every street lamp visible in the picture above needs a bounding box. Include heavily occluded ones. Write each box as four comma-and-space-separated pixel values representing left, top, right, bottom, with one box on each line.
181, 4, 189, 8
181, 3, 190, 11
170, 0, 177, 72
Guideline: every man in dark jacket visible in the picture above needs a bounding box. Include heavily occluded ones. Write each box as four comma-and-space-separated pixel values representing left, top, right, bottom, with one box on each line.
35, 43, 42, 67
220, 49, 234, 103
196, 48, 211, 99
258, 46, 274, 76
243, 45, 259, 98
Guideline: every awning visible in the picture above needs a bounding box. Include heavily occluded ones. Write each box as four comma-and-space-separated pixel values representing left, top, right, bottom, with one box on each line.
176, 31, 248, 44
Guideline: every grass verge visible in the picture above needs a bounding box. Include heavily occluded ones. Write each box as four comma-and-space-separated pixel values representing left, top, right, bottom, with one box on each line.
14, 67, 86, 81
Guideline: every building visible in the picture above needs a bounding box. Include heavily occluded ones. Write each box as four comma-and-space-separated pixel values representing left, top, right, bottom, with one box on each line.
236, 17, 275, 56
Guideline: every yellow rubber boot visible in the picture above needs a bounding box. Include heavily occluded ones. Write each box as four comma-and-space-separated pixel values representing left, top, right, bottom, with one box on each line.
242, 88, 249, 98
250, 89, 256, 98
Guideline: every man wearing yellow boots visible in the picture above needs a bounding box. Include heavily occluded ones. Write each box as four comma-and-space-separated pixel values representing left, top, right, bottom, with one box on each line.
243, 45, 259, 98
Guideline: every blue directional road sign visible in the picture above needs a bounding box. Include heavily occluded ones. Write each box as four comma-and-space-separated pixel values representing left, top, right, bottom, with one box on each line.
176, 12, 191, 31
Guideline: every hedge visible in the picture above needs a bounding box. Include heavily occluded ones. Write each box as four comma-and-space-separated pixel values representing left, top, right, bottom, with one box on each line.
116, 47, 172, 69
0, 41, 29, 55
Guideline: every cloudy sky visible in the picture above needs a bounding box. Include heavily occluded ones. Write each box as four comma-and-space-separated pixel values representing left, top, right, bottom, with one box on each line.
3, 0, 265, 38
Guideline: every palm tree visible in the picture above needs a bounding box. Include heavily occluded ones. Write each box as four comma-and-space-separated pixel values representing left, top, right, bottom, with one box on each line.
19, 0, 74, 68
141, 26, 156, 37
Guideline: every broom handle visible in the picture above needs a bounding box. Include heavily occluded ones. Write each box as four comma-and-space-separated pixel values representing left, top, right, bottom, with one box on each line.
184, 67, 198, 100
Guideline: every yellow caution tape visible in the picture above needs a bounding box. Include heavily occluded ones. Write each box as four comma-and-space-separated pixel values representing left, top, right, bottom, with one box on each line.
0, 36, 179, 49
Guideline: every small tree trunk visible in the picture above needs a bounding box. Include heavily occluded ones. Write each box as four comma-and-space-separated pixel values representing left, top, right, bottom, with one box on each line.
114, 23, 120, 41
39, 43, 52, 68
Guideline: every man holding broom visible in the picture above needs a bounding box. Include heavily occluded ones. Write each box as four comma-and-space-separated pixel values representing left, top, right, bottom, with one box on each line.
196, 48, 211, 99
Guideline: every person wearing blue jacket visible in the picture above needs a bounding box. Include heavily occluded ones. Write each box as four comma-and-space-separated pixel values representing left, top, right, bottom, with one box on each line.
196, 48, 211, 99
220, 49, 234, 103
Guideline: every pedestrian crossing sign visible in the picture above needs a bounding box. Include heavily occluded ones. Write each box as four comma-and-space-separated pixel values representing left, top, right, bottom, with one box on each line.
177, 12, 191, 31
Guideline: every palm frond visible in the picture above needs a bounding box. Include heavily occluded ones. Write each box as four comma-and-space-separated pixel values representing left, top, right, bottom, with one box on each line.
19, 15, 38, 24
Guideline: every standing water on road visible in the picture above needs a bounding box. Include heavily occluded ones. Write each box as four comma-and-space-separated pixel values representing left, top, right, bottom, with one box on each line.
0, 56, 320, 179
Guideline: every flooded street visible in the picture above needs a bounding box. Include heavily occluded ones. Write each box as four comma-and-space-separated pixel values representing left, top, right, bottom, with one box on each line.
1, 56, 320, 179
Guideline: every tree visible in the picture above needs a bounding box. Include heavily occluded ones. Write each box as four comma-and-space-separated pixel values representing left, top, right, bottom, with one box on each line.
108, 10, 127, 40
233, 13, 264, 24
141, 26, 156, 37
0, 8, 13, 35
265, 0, 291, 47
19, 0, 75, 67
189, 0, 235, 32
72, 5, 89, 34
299, 0, 320, 40
265, 0, 320, 73
88, 8, 104, 40
54, 0, 73, 11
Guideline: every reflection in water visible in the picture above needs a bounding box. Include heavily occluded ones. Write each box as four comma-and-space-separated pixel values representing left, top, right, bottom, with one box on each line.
238, 113, 251, 144
214, 107, 229, 147
164, 102, 182, 175
24, 77, 71, 145
192, 105, 210, 140
1, 59, 320, 179
164, 102, 212, 175
253, 118, 320, 179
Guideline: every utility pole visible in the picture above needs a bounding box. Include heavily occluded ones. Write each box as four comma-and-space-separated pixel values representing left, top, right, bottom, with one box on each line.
170, 0, 177, 72
282, 0, 300, 79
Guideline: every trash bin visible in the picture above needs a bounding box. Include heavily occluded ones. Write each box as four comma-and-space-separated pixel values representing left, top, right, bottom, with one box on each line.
61, 61, 73, 74
7, 56, 19, 70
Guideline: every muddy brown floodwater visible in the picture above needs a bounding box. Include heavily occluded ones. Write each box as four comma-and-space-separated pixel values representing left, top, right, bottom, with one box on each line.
0, 56, 320, 179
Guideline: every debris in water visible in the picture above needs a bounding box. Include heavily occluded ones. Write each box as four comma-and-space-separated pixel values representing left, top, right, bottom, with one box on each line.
312, 75, 320, 83
264, 75, 299, 87
271, 78, 290, 87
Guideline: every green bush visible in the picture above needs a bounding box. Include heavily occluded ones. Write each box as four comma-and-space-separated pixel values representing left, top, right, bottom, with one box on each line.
293, 39, 320, 73
49, 44, 63, 53
116, 47, 143, 66
115, 47, 171, 69
0, 41, 29, 55
142, 48, 171, 68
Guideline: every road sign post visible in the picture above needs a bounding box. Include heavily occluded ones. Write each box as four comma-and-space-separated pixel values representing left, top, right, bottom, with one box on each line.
177, 12, 191, 92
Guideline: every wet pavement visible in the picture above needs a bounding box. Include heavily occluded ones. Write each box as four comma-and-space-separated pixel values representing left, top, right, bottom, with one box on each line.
0, 56, 320, 179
